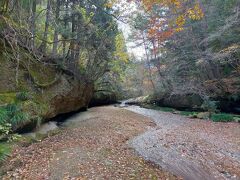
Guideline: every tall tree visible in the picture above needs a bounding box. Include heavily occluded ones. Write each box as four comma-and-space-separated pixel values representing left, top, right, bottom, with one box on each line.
52, 0, 61, 56
30, 0, 37, 49
39, 0, 51, 54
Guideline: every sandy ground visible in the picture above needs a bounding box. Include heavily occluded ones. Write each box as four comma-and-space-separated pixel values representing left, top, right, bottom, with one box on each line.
2, 106, 177, 179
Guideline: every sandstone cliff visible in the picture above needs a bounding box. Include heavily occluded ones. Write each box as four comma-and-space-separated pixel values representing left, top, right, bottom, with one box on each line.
0, 45, 94, 130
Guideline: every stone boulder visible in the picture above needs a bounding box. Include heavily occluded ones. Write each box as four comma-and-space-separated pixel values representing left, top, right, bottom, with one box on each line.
0, 46, 94, 130
162, 93, 203, 110
89, 91, 117, 107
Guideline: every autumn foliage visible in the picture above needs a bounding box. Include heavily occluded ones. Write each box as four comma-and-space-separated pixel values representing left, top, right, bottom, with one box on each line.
129, 0, 204, 40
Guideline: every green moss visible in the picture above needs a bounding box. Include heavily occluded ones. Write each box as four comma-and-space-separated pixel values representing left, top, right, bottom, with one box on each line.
21, 100, 39, 116
32, 97, 50, 116
0, 93, 16, 105
28, 62, 58, 87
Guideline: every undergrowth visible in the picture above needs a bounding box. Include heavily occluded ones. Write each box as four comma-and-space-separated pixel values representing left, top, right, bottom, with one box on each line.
0, 104, 29, 131
211, 113, 240, 122
0, 143, 11, 163
0, 100, 29, 163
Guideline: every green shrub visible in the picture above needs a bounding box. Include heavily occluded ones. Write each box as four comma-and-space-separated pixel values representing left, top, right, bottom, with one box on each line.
0, 107, 8, 123
11, 112, 29, 129
0, 105, 24, 163
16, 92, 31, 101
201, 99, 218, 113
0, 123, 11, 140
6, 104, 18, 116
4, 104, 29, 128
211, 113, 234, 122
0, 104, 28, 140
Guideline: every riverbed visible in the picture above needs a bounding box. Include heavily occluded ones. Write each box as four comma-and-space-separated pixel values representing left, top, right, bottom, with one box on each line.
6, 105, 240, 179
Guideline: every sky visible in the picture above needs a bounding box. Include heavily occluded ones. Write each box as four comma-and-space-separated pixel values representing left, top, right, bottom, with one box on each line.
114, 1, 145, 60
118, 21, 145, 60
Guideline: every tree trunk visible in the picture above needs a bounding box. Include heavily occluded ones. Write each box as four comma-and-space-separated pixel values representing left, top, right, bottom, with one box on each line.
39, 0, 51, 54
62, 0, 69, 57
30, 0, 37, 49
75, 13, 82, 63
151, 40, 172, 91
142, 33, 156, 93
66, 0, 77, 72
52, 0, 60, 56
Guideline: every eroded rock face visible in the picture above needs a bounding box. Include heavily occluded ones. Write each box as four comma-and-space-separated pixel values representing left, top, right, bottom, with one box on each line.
89, 91, 117, 107
0, 49, 94, 129
162, 94, 203, 110
204, 77, 240, 113
0, 15, 94, 127
126, 94, 203, 111
43, 76, 94, 119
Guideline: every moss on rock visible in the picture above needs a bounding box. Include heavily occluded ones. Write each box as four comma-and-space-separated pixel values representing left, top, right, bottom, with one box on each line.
0, 93, 16, 105
0, 44, 94, 130
28, 62, 59, 88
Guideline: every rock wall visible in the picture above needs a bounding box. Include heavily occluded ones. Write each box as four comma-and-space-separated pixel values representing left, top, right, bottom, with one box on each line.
0, 46, 94, 129
89, 91, 117, 107
125, 94, 203, 111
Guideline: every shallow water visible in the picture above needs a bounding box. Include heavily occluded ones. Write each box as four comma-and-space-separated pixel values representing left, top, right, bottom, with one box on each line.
23, 110, 99, 138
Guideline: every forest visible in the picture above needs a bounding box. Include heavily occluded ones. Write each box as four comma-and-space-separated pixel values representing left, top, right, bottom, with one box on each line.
0, 0, 239, 179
